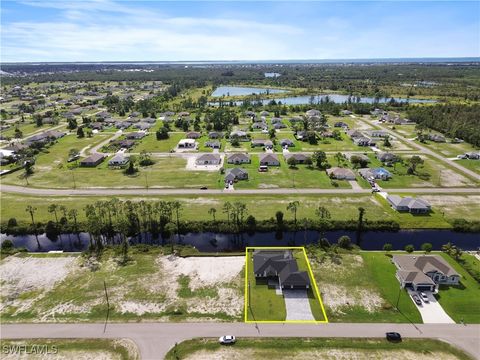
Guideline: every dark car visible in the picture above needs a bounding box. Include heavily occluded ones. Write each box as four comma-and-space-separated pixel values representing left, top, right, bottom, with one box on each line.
386, 332, 402, 341
200, 186, 208, 190
411, 294, 422, 306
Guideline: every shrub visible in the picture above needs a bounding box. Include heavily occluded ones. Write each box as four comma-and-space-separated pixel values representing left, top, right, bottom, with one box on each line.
337, 235, 352, 249
405, 244, 415, 253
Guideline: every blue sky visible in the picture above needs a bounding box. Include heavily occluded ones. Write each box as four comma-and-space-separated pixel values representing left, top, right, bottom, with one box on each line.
1, 1, 479, 62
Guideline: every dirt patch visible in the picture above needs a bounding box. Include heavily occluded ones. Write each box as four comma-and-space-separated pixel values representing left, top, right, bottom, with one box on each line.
258, 183, 280, 188
184, 348, 459, 360
159, 256, 244, 289
439, 169, 473, 187
0, 256, 78, 314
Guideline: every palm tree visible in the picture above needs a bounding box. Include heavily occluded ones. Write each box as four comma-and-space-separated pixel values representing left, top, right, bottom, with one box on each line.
68, 209, 81, 243
315, 206, 331, 220
334, 152, 344, 167
208, 207, 217, 222
223, 201, 232, 224
356, 207, 366, 245
26, 205, 40, 248
171, 201, 182, 242
286, 201, 300, 226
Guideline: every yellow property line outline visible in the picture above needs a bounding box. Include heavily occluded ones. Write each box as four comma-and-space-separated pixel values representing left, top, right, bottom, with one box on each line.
244, 246, 329, 324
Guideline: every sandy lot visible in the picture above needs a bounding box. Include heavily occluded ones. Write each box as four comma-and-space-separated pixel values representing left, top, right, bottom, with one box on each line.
0, 256, 78, 314
185, 156, 224, 171
311, 255, 383, 314
185, 348, 460, 360
118, 255, 245, 318
439, 169, 474, 187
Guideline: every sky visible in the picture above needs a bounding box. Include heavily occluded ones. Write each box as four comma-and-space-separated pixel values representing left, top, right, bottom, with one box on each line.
1, 0, 479, 62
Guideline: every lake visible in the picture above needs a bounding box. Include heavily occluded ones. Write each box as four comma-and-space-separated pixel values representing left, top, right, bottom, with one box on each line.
210, 89, 436, 105
211, 86, 288, 97
2, 229, 478, 253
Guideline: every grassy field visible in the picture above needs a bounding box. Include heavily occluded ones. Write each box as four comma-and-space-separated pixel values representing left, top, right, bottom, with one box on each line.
245, 250, 286, 321
165, 337, 474, 360
308, 248, 421, 323
0, 339, 139, 360
455, 159, 480, 175
360, 252, 423, 323
435, 253, 480, 323
0, 122, 60, 138
134, 132, 186, 153
1, 192, 468, 229
224, 155, 351, 189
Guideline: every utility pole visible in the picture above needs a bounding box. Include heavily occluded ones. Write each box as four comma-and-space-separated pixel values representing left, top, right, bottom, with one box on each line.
396, 286, 402, 310
103, 280, 110, 333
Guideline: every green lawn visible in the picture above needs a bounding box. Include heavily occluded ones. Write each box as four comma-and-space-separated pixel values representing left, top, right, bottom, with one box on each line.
165, 338, 473, 360
0, 339, 139, 360
455, 159, 480, 175
0, 122, 60, 138
0, 192, 457, 228
133, 132, 186, 152
360, 252, 422, 323
246, 250, 286, 321
225, 155, 351, 189
435, 253, 480, 323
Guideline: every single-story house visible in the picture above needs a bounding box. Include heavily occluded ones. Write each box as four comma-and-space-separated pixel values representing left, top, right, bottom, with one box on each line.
80, 153, 106, 167
90, 122, 104, 130
359, 167, 392, 180
227, 153, 250, 164
259, 153, 280, 166
353, 136, 374, 147
295, 130, 308, 141
428, 134, 446, 143
386, 195, 431, 214
209, 131, 222, 139
230, 130, 250, 141
96, 111, 110, 120
393, 255, 460, 292
306, 109, 321, 117
253, 250, 310, 289
141, 117, 156, 124
280, 139, 295, 148
284, 153, 311, 164
178, 111, 190, 117
205, 140, 221, 149
326, 167, 356, 180
196, 153, 221, 165
465, 152, 480, 160
115, 122, 131, 130
178, 139, 197, 148
125, 132, 146, 140
225, 168, 248, 183
252, 122, 267, 130
186, 131, 201, 139
273, 122, 286, 129
260, 111, 269, 117
334, 121, 349, 128
365, 130, 389, 138
251, 139, 273, 149
108, 153, 129, 167
113, 139, 135, 149
377, 152, 398, 164
25, 130, 66, 146
271, 117, 282, 124
134, 122, 152, 130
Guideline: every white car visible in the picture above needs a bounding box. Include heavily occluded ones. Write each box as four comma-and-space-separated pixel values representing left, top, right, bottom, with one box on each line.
419, 292, 430, 303
219, 335, 236, 345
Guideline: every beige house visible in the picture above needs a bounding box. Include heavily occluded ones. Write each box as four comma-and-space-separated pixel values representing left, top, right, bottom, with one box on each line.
392, 255, 460, 292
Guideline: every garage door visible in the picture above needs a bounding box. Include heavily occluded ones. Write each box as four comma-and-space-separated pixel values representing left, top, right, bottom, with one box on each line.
416, 285, 433, 291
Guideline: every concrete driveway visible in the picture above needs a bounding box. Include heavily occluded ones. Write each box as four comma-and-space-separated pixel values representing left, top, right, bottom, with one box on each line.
407, 289, 455, 324
283, 289, 315, 321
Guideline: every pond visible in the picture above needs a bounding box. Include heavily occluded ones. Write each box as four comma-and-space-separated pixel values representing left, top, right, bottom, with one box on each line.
210, 91, 436, 105
211, 86, 288, 97
2, 229, 478, 253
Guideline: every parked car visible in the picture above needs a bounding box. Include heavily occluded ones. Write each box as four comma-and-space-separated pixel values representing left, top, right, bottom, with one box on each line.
411, 294, 422, 306
200, 186, 208, 190
457, 154, 467, 159
419, 292, 430, 303
219, 335, 236, 345
225, 183, 229, 189
386, 332, 402, 341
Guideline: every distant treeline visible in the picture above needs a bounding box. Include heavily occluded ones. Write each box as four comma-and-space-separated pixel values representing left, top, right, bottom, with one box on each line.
407, 104, 480, 147
3, 63, 480, 99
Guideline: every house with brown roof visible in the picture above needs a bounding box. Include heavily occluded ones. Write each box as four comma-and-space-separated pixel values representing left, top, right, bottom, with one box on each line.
227, 153, 250, 164
80, 153, 106, 167
392, 255, 460, 292
326, 167, 356, 180
259, 153, 280, 166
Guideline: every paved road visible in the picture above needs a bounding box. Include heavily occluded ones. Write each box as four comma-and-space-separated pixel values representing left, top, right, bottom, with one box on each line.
2, 184, 480, 196
1, 323, 479, 359
354, 115, 480, 181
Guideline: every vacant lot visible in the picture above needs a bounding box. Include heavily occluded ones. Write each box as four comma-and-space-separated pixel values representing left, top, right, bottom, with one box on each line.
0, 251, 245, 323
0, 339, 139, 360
308, 249, 421, 323
165, 338, 472, 360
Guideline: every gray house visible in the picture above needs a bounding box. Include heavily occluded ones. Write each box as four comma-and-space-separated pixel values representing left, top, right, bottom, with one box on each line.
80, 153, 106, 167
259, 153, 280, 166
326, 167, 356, 180
393, 255, 460, 292
280, 139, 295, 148
284, 153, 310, 164
253, 250, 310, 289
225, 168, 248, 183
195, 153, 221, 165
387, 195, 431, 214
227, 153, 250, 164
108, 153, 129, 167
205, 140, 221, 149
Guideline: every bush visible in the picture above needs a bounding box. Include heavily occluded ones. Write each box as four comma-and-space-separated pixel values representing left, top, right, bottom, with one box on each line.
7, 218, 17, 227
1, 239, 14, 252
421, 242, 433, 253
405, 244, 415, 253
383, 243, 393, 252
337, 235, 351, 249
